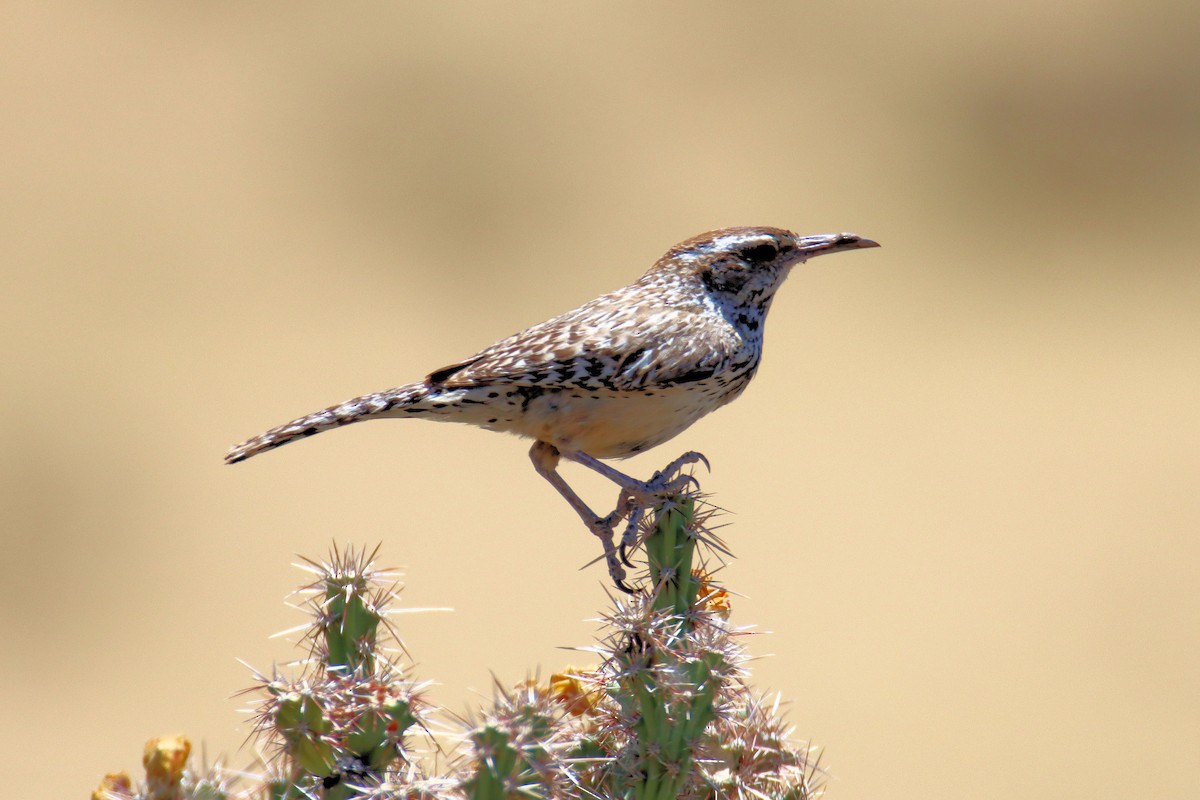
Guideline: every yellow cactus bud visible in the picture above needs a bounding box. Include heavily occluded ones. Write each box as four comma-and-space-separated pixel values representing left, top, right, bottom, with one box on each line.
91, 771, 132, 800
694, 569, 731, 618
549, 667, 601, 717
143, 735, 191, 800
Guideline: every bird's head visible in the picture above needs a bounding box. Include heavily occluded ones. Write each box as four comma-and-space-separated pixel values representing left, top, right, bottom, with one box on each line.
657, 226, 879, 311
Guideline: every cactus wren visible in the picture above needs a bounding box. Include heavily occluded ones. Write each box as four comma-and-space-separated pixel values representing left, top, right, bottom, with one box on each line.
226, 227, 879, 591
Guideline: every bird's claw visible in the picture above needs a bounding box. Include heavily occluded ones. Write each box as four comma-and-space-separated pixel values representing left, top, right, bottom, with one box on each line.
618, 500, 646, 567
646, 450, 709, 492
660, 450, 711, 479
587, 513, 636, 594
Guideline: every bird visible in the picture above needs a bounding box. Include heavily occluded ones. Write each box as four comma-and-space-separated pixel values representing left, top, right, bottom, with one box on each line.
226, 226, 879, 591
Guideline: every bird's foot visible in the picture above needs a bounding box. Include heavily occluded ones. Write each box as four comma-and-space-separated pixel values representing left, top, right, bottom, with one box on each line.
548, 446, 711, 591
621, 450, 711, 505
616, 450, 711, 565
646, 450, 710, 494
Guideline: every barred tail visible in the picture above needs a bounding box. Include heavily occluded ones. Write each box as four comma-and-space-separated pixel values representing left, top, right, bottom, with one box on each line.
224, 383, 429, 464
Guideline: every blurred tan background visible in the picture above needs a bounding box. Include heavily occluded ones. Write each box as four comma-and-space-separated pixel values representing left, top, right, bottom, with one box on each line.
2, 2, 1198, 797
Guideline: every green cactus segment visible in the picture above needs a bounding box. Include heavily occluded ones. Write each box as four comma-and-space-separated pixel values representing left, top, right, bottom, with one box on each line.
645, 497, 702, 620
624, 653, 722, 800
347, 697, 417, 771
464, 725, 526, 800
462, 683, 571, 800
610, 495, 729, 800
256, 670, 429, 798
274, 692, 337, 777
323, 576, 381, 674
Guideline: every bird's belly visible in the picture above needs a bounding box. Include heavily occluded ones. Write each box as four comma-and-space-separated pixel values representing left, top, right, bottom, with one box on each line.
506, 383, 735, 459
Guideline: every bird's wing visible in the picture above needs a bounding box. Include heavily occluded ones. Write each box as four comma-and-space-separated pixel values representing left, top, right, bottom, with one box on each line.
428, 288, 742, 392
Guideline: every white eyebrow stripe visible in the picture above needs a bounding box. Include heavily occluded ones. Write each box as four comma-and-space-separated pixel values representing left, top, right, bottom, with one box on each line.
711, 233, 768, 251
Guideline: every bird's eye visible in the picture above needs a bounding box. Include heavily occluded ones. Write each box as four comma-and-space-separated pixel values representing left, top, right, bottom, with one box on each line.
740, 242, 779, 263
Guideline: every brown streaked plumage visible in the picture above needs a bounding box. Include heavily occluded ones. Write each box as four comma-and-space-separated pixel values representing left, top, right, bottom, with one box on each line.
226, 227, 879, 590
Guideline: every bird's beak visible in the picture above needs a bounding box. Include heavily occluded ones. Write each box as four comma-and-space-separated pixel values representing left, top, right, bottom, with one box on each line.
793, 232, 880, 261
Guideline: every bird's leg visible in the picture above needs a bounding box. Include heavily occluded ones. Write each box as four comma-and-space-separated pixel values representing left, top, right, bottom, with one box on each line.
563, 450, 711, 563
529, 441, 634, 593
564, 450, 709, 502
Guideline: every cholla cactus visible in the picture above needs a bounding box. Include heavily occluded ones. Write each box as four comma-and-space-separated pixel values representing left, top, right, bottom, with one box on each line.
94, 490, 823, 800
